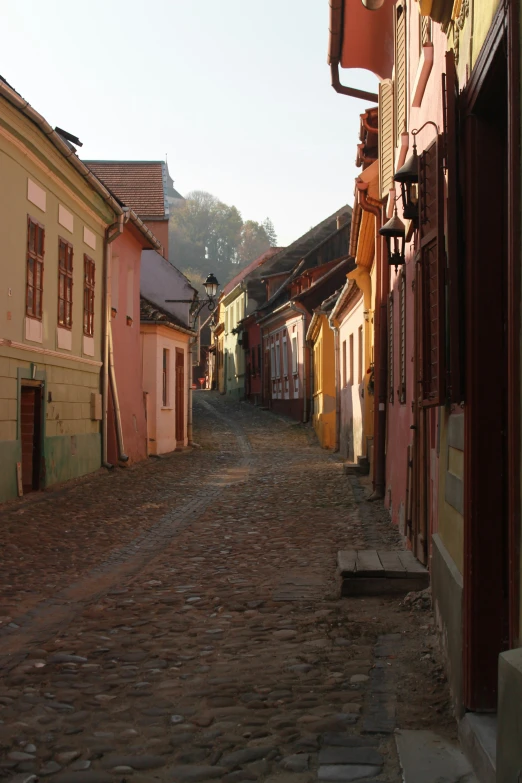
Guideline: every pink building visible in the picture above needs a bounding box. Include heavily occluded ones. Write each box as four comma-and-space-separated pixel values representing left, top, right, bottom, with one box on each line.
107, 219, 162, 464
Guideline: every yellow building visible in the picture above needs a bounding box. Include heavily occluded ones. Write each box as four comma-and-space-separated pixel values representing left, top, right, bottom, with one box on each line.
307, 295, 337, 449
0, 77, 121, 501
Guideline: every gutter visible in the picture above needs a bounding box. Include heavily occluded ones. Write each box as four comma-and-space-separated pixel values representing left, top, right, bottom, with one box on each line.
328, 0, 378, 103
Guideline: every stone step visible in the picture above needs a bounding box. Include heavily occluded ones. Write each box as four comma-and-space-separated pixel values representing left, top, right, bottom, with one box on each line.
396, 729, 479, 783
459, 713, 497, 783
338, 549, 430, 597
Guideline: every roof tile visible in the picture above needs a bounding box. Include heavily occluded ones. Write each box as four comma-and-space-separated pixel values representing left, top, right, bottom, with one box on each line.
84, 161, 167, 219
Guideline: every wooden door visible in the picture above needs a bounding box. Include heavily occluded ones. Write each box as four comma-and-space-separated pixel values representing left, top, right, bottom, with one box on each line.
462, 46, 509, 710
21, 384, 42, 493
175, 349, 185, 443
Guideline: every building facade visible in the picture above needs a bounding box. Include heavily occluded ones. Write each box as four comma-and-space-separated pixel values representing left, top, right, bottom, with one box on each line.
0, 77, 122, 501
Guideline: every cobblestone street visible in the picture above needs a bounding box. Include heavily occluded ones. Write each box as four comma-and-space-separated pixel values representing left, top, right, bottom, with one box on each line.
0, 394, 452, 783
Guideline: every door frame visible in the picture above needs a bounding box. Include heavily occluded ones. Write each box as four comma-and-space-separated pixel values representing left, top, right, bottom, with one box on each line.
460, 4, 520, 707
17, 366, 46, 493
175, 348, 185, 444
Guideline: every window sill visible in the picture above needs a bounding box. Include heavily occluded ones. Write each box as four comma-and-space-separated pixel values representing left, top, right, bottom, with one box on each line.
161, 406, 173, 411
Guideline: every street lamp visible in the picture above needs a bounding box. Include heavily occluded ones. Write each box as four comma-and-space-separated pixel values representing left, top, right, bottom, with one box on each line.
165, 272, 220, 329
379, 208, 406, 273
394, 120, 440, 223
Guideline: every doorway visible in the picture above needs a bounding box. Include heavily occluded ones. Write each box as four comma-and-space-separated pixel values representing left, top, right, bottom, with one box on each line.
175, 349, 185, 444
20, 383, 43, 493
463, 44, 509, 711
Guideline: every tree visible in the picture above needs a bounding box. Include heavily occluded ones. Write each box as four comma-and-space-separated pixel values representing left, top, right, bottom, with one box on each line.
237, 220, 271, 265
262, 217, 278, 247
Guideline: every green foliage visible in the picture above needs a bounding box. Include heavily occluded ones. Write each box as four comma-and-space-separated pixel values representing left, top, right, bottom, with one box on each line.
169, 189, 276, 286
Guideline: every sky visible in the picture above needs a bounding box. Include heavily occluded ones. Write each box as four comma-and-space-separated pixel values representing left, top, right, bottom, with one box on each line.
3, 0, 378, 247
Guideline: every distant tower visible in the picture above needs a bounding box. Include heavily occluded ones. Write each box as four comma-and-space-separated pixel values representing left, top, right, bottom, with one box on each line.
164, 158, 185, 212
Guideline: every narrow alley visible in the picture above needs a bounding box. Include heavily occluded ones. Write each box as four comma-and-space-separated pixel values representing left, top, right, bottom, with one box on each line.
0, 396, 452, 783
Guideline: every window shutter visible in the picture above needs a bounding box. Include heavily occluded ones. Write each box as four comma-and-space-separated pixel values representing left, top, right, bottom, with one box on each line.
388, 292, 394, 404
379, 79, 394, 200
418, 135, 446, 406
444, 49, 464, 403
394, 2, 407, 146
399, 269, 406, 403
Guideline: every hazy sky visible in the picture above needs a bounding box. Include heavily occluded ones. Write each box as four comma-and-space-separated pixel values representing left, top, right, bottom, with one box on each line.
4, 1, 378, 246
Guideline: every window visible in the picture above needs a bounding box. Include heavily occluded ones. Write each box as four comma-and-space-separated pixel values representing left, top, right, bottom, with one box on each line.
58, 238, 73, 328
275, 338, 281, 378
358, 326, 363, 383
399, 271, 406, 403
349, 333, 354, 386
291, 335, 298, 374
270, 342, 275, 378
388, 293, 394, 403
419, 137, 445, 405
83, 255, 95, 337
282, 334, 288, 377
162, 348, 169, 407
26, 216, 45, 319
419, 12, 432, 52
342, 340, 347, 387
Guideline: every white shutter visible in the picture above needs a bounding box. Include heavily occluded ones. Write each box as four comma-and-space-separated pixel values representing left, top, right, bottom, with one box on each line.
394, 1, 407, 146
378, 79, 394, 200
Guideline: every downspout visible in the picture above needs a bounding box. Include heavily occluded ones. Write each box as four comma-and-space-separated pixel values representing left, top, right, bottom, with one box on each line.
330, 61, 378, 103
108, 325, 128, 461
188, 335, 195, 445
102, 215, 124, 468
357, 182, 385, 499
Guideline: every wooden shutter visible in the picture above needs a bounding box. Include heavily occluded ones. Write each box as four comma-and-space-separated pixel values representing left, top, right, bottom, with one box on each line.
418, 136, 446, 406
379, 79, 394, 200
444, 49, 464, 403
394, 2, 407, 146
399, 269, 406, 403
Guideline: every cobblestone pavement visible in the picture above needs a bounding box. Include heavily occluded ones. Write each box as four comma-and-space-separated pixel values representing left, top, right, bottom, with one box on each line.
0, 393, 453, 783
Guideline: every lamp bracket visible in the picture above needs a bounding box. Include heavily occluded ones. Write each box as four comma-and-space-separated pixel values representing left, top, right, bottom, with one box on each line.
411, 120, 440, 152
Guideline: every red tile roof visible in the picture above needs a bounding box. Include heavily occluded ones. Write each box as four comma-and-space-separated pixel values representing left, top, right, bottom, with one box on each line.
84, 161, 168, 220
222, 247, 283, 297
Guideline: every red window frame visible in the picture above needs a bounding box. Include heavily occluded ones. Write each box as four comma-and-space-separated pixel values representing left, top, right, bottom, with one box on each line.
83, 255, 95, 337
26, 216, 45, 320
58, 238, 74, 329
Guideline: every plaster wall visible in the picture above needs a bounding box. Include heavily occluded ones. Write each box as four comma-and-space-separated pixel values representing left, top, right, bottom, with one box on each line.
141, 325, 190, 454
107, 229, 148, 464
311, 314, 336, 450
223, 289, 245, 399
338, 298, 365, 461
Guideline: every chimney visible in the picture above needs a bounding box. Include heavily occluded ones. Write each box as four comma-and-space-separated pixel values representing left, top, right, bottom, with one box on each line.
337, 212, 350, 229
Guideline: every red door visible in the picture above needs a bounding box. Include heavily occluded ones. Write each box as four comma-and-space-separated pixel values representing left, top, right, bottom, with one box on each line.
21, 384, 42, 493
175, 349, 185, 443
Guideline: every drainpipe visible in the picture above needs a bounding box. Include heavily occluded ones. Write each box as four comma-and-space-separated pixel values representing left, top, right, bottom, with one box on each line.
108, 325, 128, 461
102, 215, 124, 468
357, 182, 386, 499
330, 61, 379, 103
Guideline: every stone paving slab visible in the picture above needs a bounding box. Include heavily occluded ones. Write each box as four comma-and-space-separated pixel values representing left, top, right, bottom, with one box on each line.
0, 394, 454, 783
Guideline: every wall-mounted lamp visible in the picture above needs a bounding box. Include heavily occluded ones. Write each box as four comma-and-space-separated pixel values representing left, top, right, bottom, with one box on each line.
394, 120, 440, 224
379, 207, 406, 273
363, 310, 370, 322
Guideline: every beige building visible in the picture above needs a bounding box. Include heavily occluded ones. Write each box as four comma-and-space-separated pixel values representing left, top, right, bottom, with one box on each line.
0, 77, 121, 501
